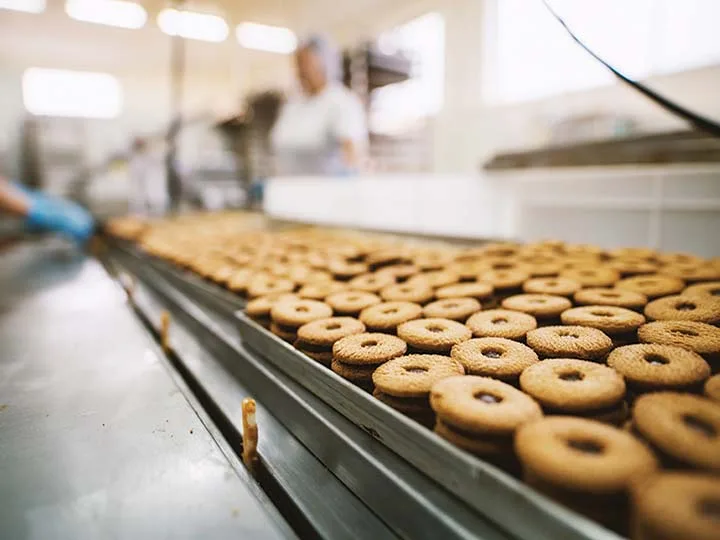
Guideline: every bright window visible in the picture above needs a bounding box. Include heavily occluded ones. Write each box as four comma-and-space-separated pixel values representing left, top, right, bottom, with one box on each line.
0, 0, 45, 13
236, 22, 297, 54
65, 0, 147, 29
157, 8, 228, 42
370, 12, 445, 134
23, 68, 122, 119
486, 0, 720, 104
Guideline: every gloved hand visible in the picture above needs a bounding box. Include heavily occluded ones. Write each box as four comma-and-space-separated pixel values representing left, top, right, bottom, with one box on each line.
25, 190, 95, 244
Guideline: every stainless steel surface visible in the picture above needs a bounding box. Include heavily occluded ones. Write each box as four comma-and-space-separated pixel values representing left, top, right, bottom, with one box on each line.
0, 240, 294, 540
108, 245, 513, 540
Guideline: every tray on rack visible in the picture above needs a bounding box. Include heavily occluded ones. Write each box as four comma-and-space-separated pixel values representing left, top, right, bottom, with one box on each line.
235, 312, 623, 540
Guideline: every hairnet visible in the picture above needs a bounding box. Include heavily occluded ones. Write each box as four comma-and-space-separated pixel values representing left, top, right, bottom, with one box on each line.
299, 34, 342, 82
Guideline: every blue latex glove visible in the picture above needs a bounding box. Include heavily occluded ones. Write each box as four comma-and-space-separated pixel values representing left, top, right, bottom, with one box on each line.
25, 189, 95, 244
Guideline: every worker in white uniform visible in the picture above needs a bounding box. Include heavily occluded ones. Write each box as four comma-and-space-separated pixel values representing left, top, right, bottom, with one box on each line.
271, 35, 368, 176
129, 137, 168, 217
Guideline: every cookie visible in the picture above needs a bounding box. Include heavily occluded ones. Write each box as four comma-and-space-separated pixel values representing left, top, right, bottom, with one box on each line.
644, 295, 720, 325
656, 252, 703, 266
523, 277, 581, 297
705, 374, 720, 402
379, 282, 434, 304
347, 272, 396, 292
325, 290, 381, 315
662, 264, 720, 283
332, 332, 407, 365
478, 269, 530, 290
526, 326, 613, 361
435, 282, 494, 301
610, 247, 657, 260
607, 344, 710, 393
633, 392, 720, 471
560, 305, 646, 335
246, 275, 295, 298
584, 401, 630, 427
465, 309, 538, 341
422, 297, 481, 322
524, 260, 564, 278
297, 280, 346, 300
359, 301, 422, 333
406, 269, 460, 288
638, 321, 720, 366
327, 259, 368, 280
411, 251, 455, 271
331, 359, 377, 384
246, 293, 299, 319
451, 338, 538, 383
515, 416, 657, 493
372, 355, 464, 398
397, 318, 472, 353
366, 248, 409, 270
520, 358, 626, 413
430, 376, 542, 434
270, 321, 298, 343
559, 267, 621, 288
501, 294, 572, 320
616, 275, 685, 299
434, 419, 513, 457
373, 388, 431, 414
375, 264, 421, 282
631, 472, 720, 540
270, 299, 333, 328
296, 317, 366, 347
683, 281, 720, 299
298, 348, 334, 366
573, 287, 648, 311
606, 259, 659, 276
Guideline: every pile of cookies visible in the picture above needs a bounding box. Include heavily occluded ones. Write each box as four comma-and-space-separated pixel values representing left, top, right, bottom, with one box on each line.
117, 217, 720, 539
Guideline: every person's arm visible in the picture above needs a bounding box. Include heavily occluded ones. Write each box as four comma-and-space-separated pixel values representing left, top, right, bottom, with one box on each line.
330, 92, 368, 173
0, 176, 95, 244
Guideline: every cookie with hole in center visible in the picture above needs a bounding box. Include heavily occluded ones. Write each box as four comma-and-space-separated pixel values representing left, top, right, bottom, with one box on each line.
422, 297, 481, 322
638, 321, 720, 367
523, 277, 581, 297
644, 295, 720, 325
478, 269, 530, 291
515, 416, 657, 532
683, 281, 720, 299
406, 269, 460, 288
450, 338, 538, 384
633, 392, 720, 472
573, 287, 648, 311
347, 272, 396, 293
559, 267, 621, 288
607, 344, 710, 394
465, 309, 538, 341
359, 301, 422, 333
560, 305, 646, 336
397, 318, 472, 353
520, 359, 626, 419
430, 376, 542, 435
270, 298, 333, 329
332, 332, 407, 366
246, 275, 295, 298
372, 354, 464, 398
435, 282, 494, 301
325, 290, 381, 316
246, 293, 299, 325
631, 472, 720, 540
296, 317, 366, 347
501, 294, 572, 321
616, 275, 685, 299
379, 282, 434, 304
297, 280, 347, 300
662, 264, 720, 283
526, 326, 613, 361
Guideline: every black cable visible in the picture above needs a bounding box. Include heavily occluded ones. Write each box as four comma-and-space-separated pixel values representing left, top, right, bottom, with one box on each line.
541, 0, 720, 138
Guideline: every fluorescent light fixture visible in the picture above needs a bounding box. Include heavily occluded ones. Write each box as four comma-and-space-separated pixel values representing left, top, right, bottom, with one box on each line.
236, 22, 297, 54
65, 0, 147, 29
0, 0, 45, 13
157, 8, 229, 42
23, 68, 122, 119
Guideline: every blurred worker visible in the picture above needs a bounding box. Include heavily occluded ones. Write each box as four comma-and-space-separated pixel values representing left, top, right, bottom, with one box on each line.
129, 137, 168, 217
0, 175, 94, 244
271, 35, 368, 176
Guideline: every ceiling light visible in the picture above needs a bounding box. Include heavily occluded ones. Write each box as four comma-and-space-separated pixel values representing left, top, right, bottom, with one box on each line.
0, 0, 45, 13
65, 0, 146, 29
157, 8, 228, 42
236, 22, 297, 54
